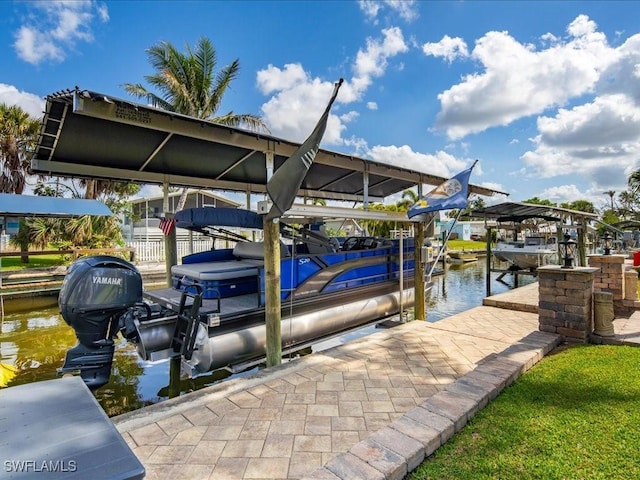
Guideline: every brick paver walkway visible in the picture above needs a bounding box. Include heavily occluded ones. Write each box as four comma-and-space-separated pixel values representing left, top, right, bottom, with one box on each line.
114, 297, 548, 480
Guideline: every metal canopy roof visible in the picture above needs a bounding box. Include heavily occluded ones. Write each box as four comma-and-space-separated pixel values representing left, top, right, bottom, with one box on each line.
0, 193, 112, 217
470, 201, 598, 223
32, 88, 505, 204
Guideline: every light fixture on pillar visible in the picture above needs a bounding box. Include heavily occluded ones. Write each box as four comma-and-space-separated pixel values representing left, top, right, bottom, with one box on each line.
602, 231, 613, 255
558, 233, 577, 269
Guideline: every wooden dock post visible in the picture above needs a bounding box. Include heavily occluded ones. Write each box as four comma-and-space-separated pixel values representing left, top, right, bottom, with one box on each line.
264, 215, 282, 367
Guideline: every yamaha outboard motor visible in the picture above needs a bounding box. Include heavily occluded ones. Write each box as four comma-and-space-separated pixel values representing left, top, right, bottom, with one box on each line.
58, 255, 143, 389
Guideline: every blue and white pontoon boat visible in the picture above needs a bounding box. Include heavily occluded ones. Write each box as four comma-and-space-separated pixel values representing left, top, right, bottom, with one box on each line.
58, 207, 434, 389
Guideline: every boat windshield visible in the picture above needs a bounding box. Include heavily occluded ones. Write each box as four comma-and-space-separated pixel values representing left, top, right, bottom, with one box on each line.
524, 237, 545, 246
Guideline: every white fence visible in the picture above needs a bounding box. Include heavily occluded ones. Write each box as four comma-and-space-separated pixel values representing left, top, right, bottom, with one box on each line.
127, 240, 216, 263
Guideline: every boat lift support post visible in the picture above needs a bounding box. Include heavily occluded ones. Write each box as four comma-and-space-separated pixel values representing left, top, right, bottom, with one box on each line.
414, 221, 426, 321
263, 215, 281, 367
163, 183, 178, 288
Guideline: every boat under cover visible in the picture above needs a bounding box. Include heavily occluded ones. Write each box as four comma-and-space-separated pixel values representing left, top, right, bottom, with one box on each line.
493, 236, 557, 270
57, 208, 434, 389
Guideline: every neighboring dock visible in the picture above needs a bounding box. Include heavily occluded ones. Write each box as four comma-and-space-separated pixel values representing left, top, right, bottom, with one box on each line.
0, 263, 168, 314
112, 285, 561, 480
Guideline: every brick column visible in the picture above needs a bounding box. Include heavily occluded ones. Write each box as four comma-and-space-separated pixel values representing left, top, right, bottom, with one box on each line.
538, 266, 598, 343
588, 254, 626, 314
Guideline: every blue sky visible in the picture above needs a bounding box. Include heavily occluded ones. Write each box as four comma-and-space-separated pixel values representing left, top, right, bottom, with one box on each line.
1, 0, 639, 210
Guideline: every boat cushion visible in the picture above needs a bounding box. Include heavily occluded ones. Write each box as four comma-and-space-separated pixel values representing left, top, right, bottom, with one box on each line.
172, 260, 259, 281
233, 241, 290, 260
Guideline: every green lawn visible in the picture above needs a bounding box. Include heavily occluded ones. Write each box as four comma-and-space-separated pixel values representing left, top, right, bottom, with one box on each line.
409, 344, 640, 480
0, 254, 67, 271
446, 239, 487, 251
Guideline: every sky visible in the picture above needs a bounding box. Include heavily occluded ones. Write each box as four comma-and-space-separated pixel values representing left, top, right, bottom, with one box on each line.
1, 0, 639, 211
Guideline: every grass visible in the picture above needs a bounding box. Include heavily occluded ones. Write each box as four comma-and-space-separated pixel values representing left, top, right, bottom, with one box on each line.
0, 254, 67, 271
446, 239, 486, 251
409, 344, 640, 480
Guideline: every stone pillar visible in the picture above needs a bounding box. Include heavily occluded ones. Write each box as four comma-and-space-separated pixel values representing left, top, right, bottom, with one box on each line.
588, 254, 626, 314
537, 266, 598, 343
624, 270, 638, 301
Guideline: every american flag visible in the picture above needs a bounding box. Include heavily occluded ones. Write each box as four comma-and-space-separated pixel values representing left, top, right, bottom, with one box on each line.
159, 217, 176, 236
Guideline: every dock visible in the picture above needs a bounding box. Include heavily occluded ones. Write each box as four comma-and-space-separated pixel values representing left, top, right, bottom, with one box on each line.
0, 263, 168, 314
4, 280, 640, 479
112, 285, 562, 480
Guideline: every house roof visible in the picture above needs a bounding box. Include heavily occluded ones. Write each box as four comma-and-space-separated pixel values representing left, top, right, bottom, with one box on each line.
0, 193, 112, 218
32, 88, 507, 205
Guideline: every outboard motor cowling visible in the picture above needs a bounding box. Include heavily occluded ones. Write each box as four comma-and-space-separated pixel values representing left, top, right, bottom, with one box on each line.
58, 255, 143, 389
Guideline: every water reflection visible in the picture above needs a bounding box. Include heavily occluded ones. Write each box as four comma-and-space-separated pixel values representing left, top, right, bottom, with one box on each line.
0, 258, 535, 415
426, 259, 535, 322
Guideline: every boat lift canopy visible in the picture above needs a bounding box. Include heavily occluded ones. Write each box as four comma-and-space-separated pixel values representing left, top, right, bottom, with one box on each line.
31, 88, 506, 208
470, 201, 598, 223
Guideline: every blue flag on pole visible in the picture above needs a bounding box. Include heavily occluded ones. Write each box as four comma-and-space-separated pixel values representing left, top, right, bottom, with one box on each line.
407, 161, 477, 218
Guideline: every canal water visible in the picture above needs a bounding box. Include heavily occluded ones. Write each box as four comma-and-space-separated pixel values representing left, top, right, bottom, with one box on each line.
0, 259, 535, 417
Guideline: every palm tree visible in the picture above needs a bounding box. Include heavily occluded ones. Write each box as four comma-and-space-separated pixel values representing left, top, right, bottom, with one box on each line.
123, 37, 269, 211
396, 189, 419, 211
603, 190, 616, 211
0, 103, 41, 194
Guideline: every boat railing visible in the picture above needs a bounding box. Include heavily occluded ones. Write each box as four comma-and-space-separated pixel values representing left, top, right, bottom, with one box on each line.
257, 248, 415, 305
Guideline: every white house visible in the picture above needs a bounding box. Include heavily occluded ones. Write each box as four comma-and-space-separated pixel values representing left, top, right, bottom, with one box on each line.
123, 189, 241, 242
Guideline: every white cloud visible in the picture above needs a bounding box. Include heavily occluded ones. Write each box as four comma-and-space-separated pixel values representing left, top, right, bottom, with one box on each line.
0, 84, 45, 118
350, 27, 409, 99
256, 63, 308, 95
522, 94, 640, 189
422, 35, 469, 63
433, 15, 615, 140
537, 184, 586, 204
340, 111, 359, 123
258, 75, 348, 145
366, 144, 470, 178
358, 0, 418, 23
257, 28, 407, 145
13, 0, 109, 65
597, 33, 640, 101
479, 181, 506, 193
367, 101, 378, 110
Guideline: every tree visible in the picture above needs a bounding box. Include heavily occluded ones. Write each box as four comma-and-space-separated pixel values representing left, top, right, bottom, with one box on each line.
522, 196, 555, 206
448, 195, 486, 219
123, 36, 269, 210
618, 190, 640, 220
629, 169, 640, 193
0, 103, 40, 194
603, 190, 616, 211
559, 200, 596, 214
124, 37, 267, 127
396, 189, 419, 211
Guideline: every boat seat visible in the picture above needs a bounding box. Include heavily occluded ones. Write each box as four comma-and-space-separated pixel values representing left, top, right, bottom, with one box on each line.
171, 241, 291, 282
171, 260, 259, 281
233, 241, 290, 259
305, 230, 336, 254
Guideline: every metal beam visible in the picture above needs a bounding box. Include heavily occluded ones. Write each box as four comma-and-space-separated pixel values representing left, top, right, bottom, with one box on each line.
284, 203, 421, 222
31, 159, 381, 203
